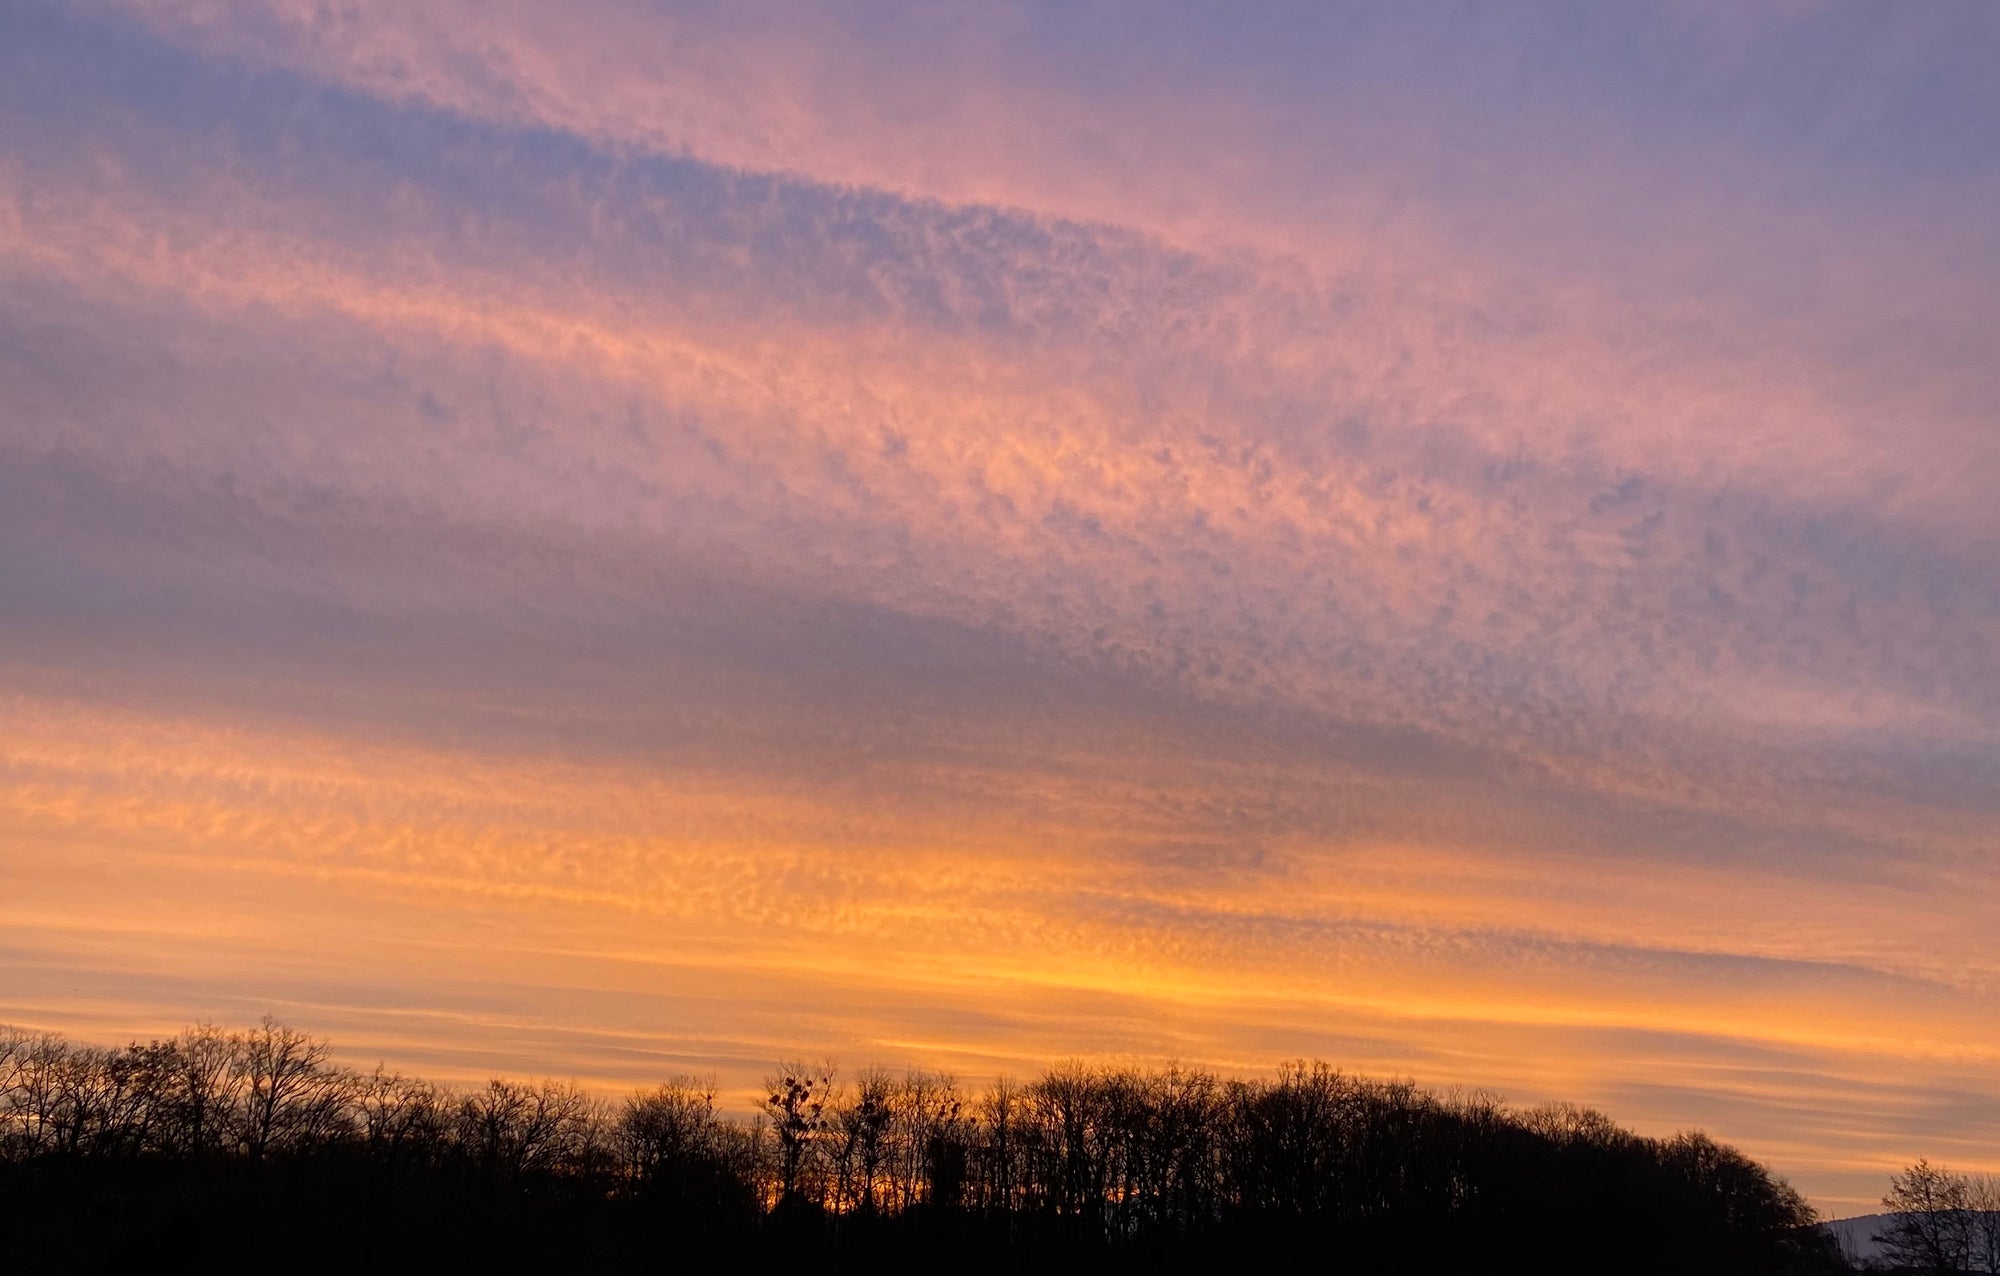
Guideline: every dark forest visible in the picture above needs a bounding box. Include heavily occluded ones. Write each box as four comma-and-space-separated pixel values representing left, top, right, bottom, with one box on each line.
1, 1018, 1857, 1273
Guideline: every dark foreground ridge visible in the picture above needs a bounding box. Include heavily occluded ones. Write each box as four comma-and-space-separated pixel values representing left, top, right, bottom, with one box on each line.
2, 1018, 1847, 1273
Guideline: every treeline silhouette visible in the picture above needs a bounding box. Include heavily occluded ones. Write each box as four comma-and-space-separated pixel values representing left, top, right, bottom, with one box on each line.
1, 1018, 1846, 1273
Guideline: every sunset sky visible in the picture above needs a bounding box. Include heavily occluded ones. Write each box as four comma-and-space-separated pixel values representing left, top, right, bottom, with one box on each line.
3, 0, 1996, 1214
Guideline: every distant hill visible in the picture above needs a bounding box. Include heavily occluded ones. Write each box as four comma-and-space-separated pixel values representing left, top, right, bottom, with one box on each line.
1820, 1215, 1890, 1267
1823, 1212, 2000, 1270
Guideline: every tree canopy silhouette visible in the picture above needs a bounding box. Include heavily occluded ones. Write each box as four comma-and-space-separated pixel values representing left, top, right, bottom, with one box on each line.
0, 1019, 1848, 1273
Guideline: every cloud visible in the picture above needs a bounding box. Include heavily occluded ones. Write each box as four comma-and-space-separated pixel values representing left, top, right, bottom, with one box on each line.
1, 0, 1995, 1212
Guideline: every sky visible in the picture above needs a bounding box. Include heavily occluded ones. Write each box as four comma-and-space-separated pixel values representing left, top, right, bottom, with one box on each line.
1, 0, 1996, 1214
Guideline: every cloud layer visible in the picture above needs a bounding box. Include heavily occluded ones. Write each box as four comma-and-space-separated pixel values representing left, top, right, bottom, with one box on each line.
2, 0, 1996, 1212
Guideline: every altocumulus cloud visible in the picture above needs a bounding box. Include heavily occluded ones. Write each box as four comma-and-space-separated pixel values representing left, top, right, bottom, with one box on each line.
1, 0, 1996, 1214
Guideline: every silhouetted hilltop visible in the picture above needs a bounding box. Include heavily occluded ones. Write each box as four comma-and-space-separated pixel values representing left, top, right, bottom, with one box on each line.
1, 1018, 1849, 1273
1824, 1214, 1894, 1267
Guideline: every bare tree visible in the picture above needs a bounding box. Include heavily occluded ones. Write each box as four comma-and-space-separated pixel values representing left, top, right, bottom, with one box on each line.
4, 1032, 76, 1157
0, 1026, 29, 1159
1968, 1173, 2000, 1276
891, 1068, 968, 1212
168, 1022, 244, 1159
457, 1077, 598, 1180
0, 1026, 27, 1093
760, 1059, 835, 1210
1879, 1159, 1975, 1274
620, 1076, 722, 1181
232, 1016, 350, 1159
62, 1045, 150, 1159
831, 1065, 894, 1215
976, 1076, 1023, 1216
358, 1066, 449, 1168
